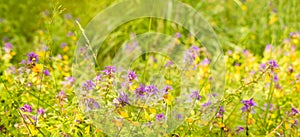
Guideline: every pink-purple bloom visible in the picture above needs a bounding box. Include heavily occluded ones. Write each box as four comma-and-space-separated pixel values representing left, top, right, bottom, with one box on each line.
82, 80, 96, 91
38, 108, 45, 115
43, 69, 50, 76
85, 98, 100, 112
268, 60, 279, 68
128, 71, 137, 82
3, 42, 12, 52
20, 104, 32, 113
291, 108, 299, 116
163, 85, 173, 94
202, 101, 212, 107
216, 106, 225, 118
135, 85, 146, 97
116, 92, 130, 107
156, 113, 165, 121
103, 66, 116, 76
236, 126, 244, 133
190, 91, 202, 100
241, 98, 256, 112
145, 85, 158, 94
27, 52, 39, 63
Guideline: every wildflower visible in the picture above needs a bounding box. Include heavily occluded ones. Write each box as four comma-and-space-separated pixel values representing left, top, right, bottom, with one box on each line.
60, 42, 67, 48
156, 113, 165, 121
37, 108, 45, 115
27, 52, 38, 63
202, 101, 212, 107
103, 66, 116, 76
190, 91, 202, 100
216, 106, 225, 118
291, 120, 299, 128
259, 63, 266, 70
175, 32, 181, 38
57, 91, 67, 99
62, 76, 75, 87
85, 98, 100, 112
176, 113, 183, 120
3, 42, 12, 52
273, 74, 279, 82
128, 71, 137, 82
135, 85, 146, 97
241, 98, 256, 112
32, 64, 43, 73
236, 126, 244, 133
291, 107, 299, 116
20, 104, 32, 113
268, 60, 279, 69
115, 92, 130, 107
94, 74, 102, 81
165, 60, 174, 67
263, 103, 273, 111
295, 74, 300, 80
145, 85, 158, 94
82, 80, 96, 91
200, 58, 210, 66
163, 85, 173, 94
43, 69, 50, 76
265, 44, 272, 52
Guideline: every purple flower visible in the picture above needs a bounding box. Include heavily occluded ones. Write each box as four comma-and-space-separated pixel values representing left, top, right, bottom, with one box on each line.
236, 126, 244, 133
176, 113, 183, 120
291, 120, 299, 128
265, 44, 272, 52
268, 60, 279, 68
200, 58, 210, 66
27, 52, 38, 63
202, 101, 212, 107
43, 69, 50, 76
60, 42, 67, 48
38, 108, 45, 115
190, 91, 202, 100
291, 108, 299, 115
273, 74, 279, 82
241, 98, 256, 112
64, 14, 72, 19
3, 42, 12, 52
20, 104, 32, 113
135, 85, 146, 97
116, 92, 130, 107
103, 66, 116, 76
295, 74, 300, 80
57, 91, 66, 99
175, 32, 181, 38
67, 31, 74, 37
128, 71, 137, 82
165, 61, 174, 67
190, 46, 200, 53
85, 98, 100, 112
263, 103, 273, 111
95, 74, 102, 81
216, 106, 225, 118
82, 80, 96, 91
163, 85, 173, 94
145, 85, 158, 94
156, 113, 165, 121
259, 63, 266, 70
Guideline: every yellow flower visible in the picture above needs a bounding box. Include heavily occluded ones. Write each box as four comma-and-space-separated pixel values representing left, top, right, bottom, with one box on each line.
32, 64, 43, 73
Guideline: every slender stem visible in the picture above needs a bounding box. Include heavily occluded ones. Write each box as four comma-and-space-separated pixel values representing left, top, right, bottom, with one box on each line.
264, 79, 274, 131
246, 112, 249, 136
